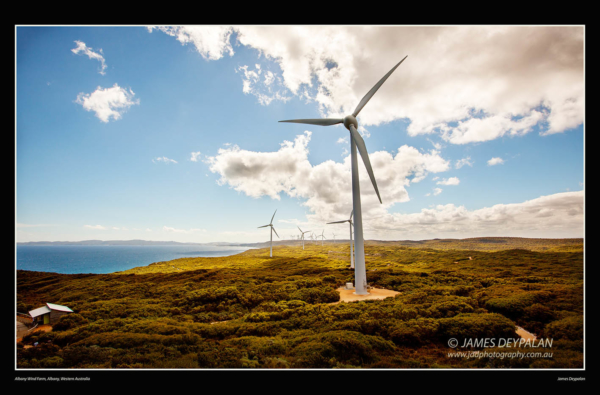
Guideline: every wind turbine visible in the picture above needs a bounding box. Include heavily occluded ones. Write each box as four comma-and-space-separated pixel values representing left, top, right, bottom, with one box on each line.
298, 226, 311, 250
280, 56, 408, 294
327, 210, 355, 269
318, 230, 327, 246
258, 209, 279, 257
332, 232, 337, 243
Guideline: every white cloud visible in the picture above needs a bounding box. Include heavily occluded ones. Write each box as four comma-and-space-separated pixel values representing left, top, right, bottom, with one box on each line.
147, 26, 234, 60
440, 111, 546, 145
75, 84, 139, 122
456, 157, 473, 169
487, 157, 505, 166
437, 177, 460, 186
336, 137, 348, 144
163, 226, 186, 233
83, 224, 106, 230
427, 138, 443, 150
190, 151, 202, 162
363, 191, 583, 239
153, 156, 178, 164
163, 226, 206, 233
236, 64, 291, 105
152, 26, 583, 144
206, 132, 449, 223
71, 40, 107, 75
432, 188, 443, 196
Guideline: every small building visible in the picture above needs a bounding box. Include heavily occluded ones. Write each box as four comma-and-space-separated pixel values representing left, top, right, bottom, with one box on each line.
29, 303, 74, 325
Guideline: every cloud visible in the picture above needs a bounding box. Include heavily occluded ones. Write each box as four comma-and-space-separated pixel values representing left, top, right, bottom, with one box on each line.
437, 177, 460, 186
206, 132, 450, 224
236, 64, 291, 105
71, 40, 107, 75
363, 191, 583, 239
147, 26, 234, 60
432, 188, 443, 196
190, 151, 202, 162
83, 224, 106, 230
75, 84, 139, 122
153, 156, 178, 164
456, 157, 473, 169
440, 111, 546, 145
152, 26, 583, 143
163, 226, 207, 233
487, 157, 505, 166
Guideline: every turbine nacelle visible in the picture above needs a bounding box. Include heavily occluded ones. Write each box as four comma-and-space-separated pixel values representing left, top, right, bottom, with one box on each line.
343, 115, 358, 131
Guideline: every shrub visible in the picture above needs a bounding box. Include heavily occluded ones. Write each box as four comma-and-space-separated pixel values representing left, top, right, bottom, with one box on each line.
53, 313, 89, 331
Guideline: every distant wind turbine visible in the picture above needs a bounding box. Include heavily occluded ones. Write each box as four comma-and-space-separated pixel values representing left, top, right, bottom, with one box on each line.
298, 226, 311, 250
280, 56, 407, 295
258, 209, 279, 257
327, 210, 355, 269
318, 230, 326, 246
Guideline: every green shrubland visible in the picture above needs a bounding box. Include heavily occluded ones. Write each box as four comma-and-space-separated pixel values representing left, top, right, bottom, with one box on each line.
17, 238, 583, 368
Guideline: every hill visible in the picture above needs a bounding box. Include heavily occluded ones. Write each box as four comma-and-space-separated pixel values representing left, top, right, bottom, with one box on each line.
17, 237, 583, 369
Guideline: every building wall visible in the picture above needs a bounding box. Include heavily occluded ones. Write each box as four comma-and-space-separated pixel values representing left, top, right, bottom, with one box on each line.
49, 310, 70, 325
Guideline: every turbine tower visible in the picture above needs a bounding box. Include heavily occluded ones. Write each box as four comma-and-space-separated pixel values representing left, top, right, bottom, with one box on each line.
298, 226, 311, 250
280, 56, 407, 294
327, 210, 355, 269
258, 209, 279, 257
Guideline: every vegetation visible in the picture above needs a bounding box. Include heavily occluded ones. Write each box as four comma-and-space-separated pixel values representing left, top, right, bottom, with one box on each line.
17, 237, 583, 369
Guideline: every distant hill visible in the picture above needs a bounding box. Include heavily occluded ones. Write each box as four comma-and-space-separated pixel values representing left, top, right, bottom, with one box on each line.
17, 236, 583, 252
16, 239, 242, 247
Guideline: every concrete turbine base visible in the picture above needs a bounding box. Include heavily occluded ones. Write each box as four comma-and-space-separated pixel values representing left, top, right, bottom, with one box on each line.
333, 287, 400, 304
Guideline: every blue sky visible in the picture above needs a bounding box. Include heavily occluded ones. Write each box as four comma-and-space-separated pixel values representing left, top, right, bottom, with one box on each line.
16, 26, 584, 243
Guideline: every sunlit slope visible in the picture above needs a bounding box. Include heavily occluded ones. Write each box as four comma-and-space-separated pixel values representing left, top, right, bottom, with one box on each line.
117, 238, 583, 276
17, 238, 583, 369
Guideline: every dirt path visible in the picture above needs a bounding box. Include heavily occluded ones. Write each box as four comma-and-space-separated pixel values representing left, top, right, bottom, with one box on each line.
16, 321, 29, 341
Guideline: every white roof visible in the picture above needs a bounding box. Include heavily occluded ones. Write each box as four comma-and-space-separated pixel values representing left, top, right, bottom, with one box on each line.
46, 303, 74, 313
29, 306, 51, 318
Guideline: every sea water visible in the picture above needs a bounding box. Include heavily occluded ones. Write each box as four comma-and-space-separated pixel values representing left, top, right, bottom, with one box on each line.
16, 245, 252, 274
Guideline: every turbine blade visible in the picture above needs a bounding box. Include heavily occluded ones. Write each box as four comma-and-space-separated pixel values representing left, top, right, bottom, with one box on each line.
327, 220, 348, 224
297, 226, 303, 232
272, 227, 279, 238
270, 209, 277, 225
350, 209, 354, 220
349, 124, 382, 204
258, 225, 270, 228
352, 56, 407, 117
279, 118, 343, 126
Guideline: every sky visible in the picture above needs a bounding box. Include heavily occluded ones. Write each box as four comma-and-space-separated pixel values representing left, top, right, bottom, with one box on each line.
15, 25, 585, 243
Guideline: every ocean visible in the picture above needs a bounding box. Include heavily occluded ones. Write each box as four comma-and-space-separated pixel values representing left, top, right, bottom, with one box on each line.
16, 245, 253, 274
